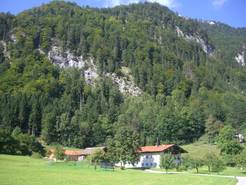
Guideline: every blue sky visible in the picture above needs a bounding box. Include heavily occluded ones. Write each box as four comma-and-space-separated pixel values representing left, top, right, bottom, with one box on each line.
0, 0, 245, 28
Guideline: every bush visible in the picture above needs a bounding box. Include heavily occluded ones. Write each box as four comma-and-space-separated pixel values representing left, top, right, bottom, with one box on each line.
90, 149, 106, 170
160, 153, 175, 173
0, 128, 45, 156
182, 155, 203, 173
217, 126, 243, 155
0, 129, 19, 154
211, 158, 226, 172
203, 152, 225, 172
54, 145, 65, 160
31, 152, 43, 159
222, 154, 237, 167
236, 149, 246, 171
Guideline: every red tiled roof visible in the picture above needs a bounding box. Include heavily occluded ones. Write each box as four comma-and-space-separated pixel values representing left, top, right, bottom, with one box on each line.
64, 150, 84, 156
138, 144, 174, 153
49, 146, 106, 156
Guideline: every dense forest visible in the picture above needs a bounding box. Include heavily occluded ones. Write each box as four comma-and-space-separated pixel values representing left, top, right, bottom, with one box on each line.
0, 2, 246, 152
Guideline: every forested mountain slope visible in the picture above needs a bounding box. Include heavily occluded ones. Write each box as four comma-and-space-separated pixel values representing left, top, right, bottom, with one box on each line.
0, 1, 246, 148
200, 21, 246, 66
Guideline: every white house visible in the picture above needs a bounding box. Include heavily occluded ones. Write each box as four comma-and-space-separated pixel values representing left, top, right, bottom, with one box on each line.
118, 144, 187, 169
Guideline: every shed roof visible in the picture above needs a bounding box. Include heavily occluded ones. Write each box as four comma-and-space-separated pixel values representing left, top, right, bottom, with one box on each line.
82, 147, 105, 155
138, 144, 187, 153
64, 150, 84, 156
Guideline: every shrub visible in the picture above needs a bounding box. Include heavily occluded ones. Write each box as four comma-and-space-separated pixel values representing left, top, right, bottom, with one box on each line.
31, 152, 43, 159
222, 154, 237, 167
236, 149, 246, 171
160, 153, 174, 173
54, 145, 65, 160
211, 158, 226, 172
203, 152, 225, 172
0, 129, 19, 154
182, 155, 203, 173
90, 149, 106, 170
0, 128, 45, 156
217, 126, 243, 155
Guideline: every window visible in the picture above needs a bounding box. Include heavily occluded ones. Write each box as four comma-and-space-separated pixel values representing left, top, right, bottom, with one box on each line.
145, 163, 148, 166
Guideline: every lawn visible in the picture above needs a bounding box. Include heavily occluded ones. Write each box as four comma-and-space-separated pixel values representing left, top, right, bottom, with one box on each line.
182, 143, 220, 159
181, 142, 246, 177
188, 166, 246, 177
0, 155, 237, 185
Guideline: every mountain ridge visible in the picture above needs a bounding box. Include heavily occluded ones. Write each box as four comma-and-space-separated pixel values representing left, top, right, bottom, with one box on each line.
0, 1, 246, 148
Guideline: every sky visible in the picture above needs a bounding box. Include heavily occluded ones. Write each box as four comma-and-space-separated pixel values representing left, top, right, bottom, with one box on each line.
0, 0, 246, 28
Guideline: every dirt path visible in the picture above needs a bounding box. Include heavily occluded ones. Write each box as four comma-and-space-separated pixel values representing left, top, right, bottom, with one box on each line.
145, 169, 246, 185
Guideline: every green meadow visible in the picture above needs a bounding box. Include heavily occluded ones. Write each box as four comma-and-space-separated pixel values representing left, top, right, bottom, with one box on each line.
0, 155, 237, 185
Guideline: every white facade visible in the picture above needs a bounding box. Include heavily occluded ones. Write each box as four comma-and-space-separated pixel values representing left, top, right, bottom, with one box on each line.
117, 152, 181, 169
137, 153, 161, 168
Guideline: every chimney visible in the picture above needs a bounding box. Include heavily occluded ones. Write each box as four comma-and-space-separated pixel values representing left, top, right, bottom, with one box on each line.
156, 137, 160, 146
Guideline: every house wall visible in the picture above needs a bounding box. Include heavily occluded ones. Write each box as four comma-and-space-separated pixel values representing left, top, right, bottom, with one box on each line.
137, 153, 161, 168
117, 152, 181, 169
66, 155, 85, 161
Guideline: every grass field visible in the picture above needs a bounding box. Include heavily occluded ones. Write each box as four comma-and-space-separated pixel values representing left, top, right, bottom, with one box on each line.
0, 155, 237, 185
182, 143, 220, 159
181, 143, 246, 177
188, 166, 246, 177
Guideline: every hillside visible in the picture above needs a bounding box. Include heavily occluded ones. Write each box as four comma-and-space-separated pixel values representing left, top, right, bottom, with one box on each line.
0, 1, 246, 148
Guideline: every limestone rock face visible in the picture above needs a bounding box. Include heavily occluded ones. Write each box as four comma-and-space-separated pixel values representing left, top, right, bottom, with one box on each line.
0, 40, 10, 59
83, 58, 99, 85
235, 51, 245, 66
47, 45, 141, 96
48, 45, 98, 84
48, 46, 85, 69
10, 34, 17, 43
235, 45, 246, 67
176, 26, 214, 55
107, 72, 142, 96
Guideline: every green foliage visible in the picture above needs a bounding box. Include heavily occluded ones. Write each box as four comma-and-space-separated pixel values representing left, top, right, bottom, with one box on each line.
90, 149, 107, 170
0, 128, 45, 156
205, 115, 223, 143
54, 145, 65, 160
203, 152, 225, 172
160, 153, 174, 172
236, 148, 246, 171
0, 1, 246, 150
31, 152, 43, 159
222, 154, 237, 167
182, 155, 203, 173
0, 128, 19, 154
106, 126, 140, 167
217, 126, 243, 155
200, 21, 246, 65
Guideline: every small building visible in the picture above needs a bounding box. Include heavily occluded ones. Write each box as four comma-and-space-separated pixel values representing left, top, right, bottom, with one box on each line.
81, 147, 106, 158
48, 147, 106, 161
65, 147, 106, 161
118, 144, 187, 169
64, 150, 85, 161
